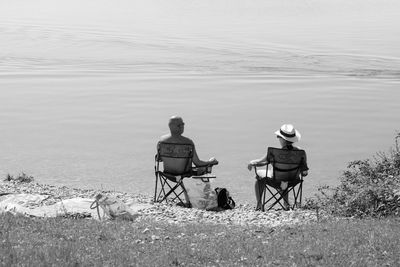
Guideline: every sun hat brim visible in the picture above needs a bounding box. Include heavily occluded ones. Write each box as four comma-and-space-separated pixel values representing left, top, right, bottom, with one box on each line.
274, 129, 301, 143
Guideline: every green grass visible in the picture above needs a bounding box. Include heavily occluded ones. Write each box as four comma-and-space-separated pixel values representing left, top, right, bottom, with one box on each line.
1, 213, 399, 266
2, 135, 399, 266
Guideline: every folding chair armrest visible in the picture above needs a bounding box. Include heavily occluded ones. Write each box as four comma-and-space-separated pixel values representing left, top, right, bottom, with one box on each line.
191, 176, 216, 182
196, 161, 218, 168
193, 161, 218, 175
253, 162, 267, 171
253, 164, 268, 178
155, 154, 163, 162
252, 161, 267, 167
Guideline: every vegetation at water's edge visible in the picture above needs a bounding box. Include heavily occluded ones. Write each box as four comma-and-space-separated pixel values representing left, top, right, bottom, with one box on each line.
3, 172, 34, 183
306, 132, 400, 218
1, 213, 400, 266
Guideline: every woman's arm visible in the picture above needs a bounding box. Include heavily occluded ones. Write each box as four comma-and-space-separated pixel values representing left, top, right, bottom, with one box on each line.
301, 151, 309, 176
247, 152, 268, 171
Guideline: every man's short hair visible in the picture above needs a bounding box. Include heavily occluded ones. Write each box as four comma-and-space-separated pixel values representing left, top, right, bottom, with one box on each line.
168, 116, 183, 126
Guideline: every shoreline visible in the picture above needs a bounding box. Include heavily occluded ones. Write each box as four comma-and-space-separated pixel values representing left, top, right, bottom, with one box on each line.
1, 180, 325, 227
2, 180, 399, 266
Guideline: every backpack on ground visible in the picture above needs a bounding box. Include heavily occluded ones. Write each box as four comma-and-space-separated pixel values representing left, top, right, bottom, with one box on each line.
215, 187, 235, 210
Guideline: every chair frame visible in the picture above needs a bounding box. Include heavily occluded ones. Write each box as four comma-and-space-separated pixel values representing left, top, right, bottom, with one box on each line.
254, 147, 306, 211
154, 142, 216, 205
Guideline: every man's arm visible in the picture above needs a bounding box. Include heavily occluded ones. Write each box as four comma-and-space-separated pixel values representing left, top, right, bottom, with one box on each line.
192, 145, 218, 167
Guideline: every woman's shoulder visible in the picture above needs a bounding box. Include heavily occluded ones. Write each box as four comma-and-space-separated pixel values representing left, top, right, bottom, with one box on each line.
287, 145, 306, 152
293, 145, 306, 151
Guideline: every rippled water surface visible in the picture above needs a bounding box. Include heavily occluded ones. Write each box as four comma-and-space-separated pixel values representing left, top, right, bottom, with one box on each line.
1, 0, 400, 203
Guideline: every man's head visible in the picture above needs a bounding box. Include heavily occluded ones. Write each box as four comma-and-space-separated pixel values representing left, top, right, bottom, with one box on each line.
168, 116, 185, 136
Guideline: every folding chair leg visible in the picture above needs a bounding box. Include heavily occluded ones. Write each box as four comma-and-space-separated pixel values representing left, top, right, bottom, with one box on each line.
162, 183, 185, 204
270, 190, 289, 211
155, 176, 171, 203
155, 177, 167, 202
154, 174, 188, 206
298, 182, 303, 208
160, 182, 179, 202
262, 185, 304, 211
291, 187, 298, 209
154, 175, 159, 202
292, 182, 303, 208
262, 186, 287, 211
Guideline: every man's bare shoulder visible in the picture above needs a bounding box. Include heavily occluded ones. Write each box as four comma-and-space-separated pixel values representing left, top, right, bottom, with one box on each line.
179, 135, 194, 144
159, 135, 194, 145
159, 134, 172, 142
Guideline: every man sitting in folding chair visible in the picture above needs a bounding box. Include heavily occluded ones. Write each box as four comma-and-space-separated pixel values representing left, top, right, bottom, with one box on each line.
154, 116, 218, 207
248, 124, 309, 211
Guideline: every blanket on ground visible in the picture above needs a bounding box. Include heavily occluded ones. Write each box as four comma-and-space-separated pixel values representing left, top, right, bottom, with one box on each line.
0, 193, 148, 220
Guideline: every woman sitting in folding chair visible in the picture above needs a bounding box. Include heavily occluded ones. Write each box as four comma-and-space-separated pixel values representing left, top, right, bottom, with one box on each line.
247, 124, 309, 211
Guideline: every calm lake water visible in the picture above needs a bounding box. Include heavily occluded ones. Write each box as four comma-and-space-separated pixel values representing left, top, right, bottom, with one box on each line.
1, 0, 400, 203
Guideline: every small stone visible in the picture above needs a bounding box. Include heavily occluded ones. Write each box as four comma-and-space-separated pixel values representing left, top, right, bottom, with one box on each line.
151, 235, 160, 241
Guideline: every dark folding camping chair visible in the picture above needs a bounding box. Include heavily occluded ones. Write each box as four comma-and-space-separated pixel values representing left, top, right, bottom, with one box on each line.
254, 147, 306, 211
154, 142, 216, 206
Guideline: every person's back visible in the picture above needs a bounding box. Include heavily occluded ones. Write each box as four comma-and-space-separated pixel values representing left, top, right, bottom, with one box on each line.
248, 124, 308, 210
157, 141, 193, 175
159, 116, 218, 172
156, 116, 218, 206
266, 146, 307, 182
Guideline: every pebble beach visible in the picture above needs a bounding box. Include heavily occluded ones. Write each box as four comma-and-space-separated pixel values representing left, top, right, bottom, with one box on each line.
0, 180, 324, 227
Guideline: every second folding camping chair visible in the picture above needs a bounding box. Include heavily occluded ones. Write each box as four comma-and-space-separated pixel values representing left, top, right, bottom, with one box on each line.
254, 147, 307, 211
154, 142, 215, 206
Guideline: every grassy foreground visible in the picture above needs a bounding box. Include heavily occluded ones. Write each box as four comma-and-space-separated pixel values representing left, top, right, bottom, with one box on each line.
1, 212, 399, 266
1, 134, 399, 266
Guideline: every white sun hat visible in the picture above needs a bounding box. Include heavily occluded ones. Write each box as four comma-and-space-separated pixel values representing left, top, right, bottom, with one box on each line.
274, 124, 301, 143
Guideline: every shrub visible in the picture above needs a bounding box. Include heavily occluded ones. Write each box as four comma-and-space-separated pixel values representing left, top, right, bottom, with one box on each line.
4, 173, 35, 183
307, 133, 400, 218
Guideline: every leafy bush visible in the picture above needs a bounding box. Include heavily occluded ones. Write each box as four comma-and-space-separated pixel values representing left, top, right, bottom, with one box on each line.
307, 133, 400, 217
4, 173, 35, 183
